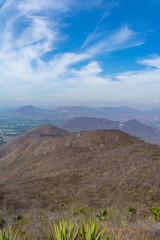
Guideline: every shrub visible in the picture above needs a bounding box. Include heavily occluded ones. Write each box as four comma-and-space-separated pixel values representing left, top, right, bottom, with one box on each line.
96, 209, 108, 219
128, 206, 136, 214
150, 206, 160, 220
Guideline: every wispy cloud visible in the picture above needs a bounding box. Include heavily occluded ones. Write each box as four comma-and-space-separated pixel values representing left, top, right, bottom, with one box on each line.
82, 0, 119, 49
115, 55, 160, 84
87, 25, 143, 55
0, 0, 145, 103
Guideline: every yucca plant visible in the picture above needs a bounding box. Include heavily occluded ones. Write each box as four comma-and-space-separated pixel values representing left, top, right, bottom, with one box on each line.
0, 226, 19, 240
79, 218, 107, 240
0, 226, 27, 240
44, 220, 78, 240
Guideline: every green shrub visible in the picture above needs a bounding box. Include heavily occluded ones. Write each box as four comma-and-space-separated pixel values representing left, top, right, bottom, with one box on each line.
40, 214, 47, 226
128, 206, 136, 214
96, 209, 108, 219
150, 206, 160, 220
71, 206, 88, 216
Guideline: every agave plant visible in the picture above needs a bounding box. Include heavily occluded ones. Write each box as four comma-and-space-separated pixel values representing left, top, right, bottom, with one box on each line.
79, 218, 107, 240
44, 220, 78, 240
0, 226, 19, 240
0, 226, 27, 240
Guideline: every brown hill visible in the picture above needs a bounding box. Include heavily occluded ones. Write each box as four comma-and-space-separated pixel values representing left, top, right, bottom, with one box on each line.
120, 119, 160, 137
56, 117, 160, 144
0, 125, 160, 223
56, 117, 119, 132
0, 124, 71, 159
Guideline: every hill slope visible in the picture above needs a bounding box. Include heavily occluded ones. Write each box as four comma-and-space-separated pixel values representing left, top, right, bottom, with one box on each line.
120, 119, 160, 137
57, 117, 120, 132
56, 117, 160, 142
0, 124, 71, 159
0, 125, 160, 219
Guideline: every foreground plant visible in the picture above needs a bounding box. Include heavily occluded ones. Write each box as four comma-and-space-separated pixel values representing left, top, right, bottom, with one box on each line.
1, 226, 25, 240
44, 220, 78, 240
150, 206, 160, 220
79, 218, 107, 240
0, 225, 28, 240
44, 219, 109, 240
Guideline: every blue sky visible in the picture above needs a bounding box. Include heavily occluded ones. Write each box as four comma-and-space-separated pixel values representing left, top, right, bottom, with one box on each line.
0, 0, 160, 107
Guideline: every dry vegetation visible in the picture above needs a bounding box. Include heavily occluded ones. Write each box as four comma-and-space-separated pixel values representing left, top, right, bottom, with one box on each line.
0, 125, 160, 239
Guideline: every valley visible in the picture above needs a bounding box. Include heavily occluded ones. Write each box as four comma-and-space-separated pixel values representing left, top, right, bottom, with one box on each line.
0, 117, 61, 146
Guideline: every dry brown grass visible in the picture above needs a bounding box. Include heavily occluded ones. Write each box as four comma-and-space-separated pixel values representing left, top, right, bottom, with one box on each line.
0, 126, 160, 237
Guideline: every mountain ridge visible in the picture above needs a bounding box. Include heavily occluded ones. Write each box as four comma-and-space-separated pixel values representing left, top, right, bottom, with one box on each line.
56, 117, 160, 145
1, 105, 160, 121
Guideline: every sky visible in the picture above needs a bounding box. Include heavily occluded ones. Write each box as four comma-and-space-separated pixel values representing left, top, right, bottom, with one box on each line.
0, 0, 160, 108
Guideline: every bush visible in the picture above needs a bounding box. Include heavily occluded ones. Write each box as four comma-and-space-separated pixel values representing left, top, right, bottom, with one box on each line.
128, 206, 136, 214
150, 206, 160, 220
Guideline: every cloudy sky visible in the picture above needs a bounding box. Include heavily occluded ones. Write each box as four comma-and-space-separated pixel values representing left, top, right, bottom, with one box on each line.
0, 0, 160, 107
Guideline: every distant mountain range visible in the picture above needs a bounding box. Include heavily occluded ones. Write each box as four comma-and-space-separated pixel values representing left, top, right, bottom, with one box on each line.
1, 105, 160, 122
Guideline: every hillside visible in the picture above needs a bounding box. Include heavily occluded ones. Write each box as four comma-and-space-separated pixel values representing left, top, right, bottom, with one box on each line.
57, 117, 119, 132
0, 125, 160, 222
0, 124, 71, 158
56, 117, 160, 144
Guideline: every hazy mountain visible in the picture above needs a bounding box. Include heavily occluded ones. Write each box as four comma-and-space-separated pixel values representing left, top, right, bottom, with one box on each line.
0, 125, 160, 220
56, 117, 160, 144
120, 119, 160, 137
1, 105, 160, 121
56, 117, 120, 132
0, 105, 51, 119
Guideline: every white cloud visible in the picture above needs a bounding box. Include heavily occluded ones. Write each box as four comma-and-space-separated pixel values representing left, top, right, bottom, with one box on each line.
87, 26, 143, 55
115, 55, 160, 84
70, 61, 107, 86
72, 61, 102, 76
0, 0, 147, 103
81, 1, 119, 49
138, 55, 160, 69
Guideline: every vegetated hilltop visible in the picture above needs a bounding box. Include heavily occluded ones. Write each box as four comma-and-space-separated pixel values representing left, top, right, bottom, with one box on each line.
120, 119, 160, 137
0, 124, 160, 220
0, 124, 71, 159
57, 117, 120, 132
56, 117, 160, 145
1, 105, 160, 121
